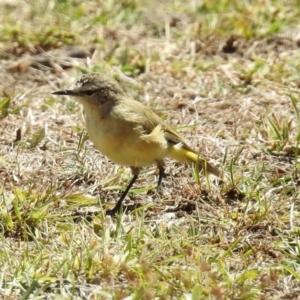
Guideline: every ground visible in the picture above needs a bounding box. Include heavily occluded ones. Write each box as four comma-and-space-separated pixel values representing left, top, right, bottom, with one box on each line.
1, 1, 300, 299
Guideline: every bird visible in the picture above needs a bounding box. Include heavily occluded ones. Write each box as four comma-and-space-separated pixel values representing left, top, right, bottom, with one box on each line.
53, 73, 221, 215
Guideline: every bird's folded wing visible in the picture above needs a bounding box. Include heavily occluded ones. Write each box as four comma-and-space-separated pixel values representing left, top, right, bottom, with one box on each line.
163, 125, 195, 152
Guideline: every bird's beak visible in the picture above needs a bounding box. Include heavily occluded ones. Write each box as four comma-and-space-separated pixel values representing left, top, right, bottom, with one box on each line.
52, 90, 77, 96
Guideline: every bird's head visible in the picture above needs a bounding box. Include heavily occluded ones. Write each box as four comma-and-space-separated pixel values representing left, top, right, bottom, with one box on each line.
53, 73, 124, 107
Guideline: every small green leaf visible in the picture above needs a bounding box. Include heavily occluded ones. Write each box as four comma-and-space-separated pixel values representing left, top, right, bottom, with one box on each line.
192, 285, 206, 299
26, 127, 45, 148
21, 280, 39, 300
0, 97, 11, 117
1, 209, 14, 230
267, 117, 282, 141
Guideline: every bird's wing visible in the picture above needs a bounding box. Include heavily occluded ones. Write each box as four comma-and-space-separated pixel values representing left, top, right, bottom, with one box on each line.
162, 124, 195, 152
137, 104, 195, 152
122, 99, 195, 152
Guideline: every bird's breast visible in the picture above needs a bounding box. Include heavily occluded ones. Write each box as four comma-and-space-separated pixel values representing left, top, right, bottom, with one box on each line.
85, 113, 169, 167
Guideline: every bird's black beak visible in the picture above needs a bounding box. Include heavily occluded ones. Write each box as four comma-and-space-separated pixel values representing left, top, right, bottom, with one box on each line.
52, 90, 76, 96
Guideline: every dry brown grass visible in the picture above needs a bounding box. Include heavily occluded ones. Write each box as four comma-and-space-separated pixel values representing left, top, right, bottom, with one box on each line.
1, 0, 300, 299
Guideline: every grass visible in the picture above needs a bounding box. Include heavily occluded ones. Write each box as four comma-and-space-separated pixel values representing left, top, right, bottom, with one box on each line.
1, 0, 300, 299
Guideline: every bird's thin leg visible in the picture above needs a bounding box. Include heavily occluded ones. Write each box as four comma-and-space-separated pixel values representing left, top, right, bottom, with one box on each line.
156, 160, 165, 190
106, 167, 140, 216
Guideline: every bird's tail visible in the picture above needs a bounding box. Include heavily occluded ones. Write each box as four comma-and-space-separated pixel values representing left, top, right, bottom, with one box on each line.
169, 146, 221, 177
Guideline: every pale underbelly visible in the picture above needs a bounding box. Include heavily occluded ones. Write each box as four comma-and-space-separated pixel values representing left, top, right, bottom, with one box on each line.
87, 122, 169, 167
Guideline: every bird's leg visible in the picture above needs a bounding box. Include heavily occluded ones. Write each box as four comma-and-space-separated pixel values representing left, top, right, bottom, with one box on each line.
156, 160, 165, 190
106, 167, 140, 216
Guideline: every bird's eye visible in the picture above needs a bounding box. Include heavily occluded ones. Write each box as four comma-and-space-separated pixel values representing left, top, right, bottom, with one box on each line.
84, 90, 95, 96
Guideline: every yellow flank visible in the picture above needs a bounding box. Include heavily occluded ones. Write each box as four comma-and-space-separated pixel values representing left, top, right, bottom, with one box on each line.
168, 144, 220, 176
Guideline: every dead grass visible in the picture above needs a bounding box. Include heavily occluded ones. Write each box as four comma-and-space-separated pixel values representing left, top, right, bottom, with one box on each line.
1, 0, 300, 299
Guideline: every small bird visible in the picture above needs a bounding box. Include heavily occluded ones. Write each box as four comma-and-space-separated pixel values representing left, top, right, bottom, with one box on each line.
53, 73, 221, 215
